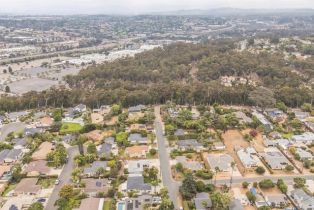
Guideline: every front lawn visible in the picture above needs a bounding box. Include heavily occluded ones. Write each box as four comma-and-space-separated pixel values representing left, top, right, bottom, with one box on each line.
60, 122, 83, 134
103, 200, 112, 210
38, 177, 56, 188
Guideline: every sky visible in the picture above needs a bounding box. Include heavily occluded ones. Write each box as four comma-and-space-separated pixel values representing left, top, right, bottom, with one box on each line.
0, 0, 313, 15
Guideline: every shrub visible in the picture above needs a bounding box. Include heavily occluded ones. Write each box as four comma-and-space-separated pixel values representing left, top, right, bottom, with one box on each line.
255, 166, 266, 174
259, 179, 274, 189
242, 181, 249, 188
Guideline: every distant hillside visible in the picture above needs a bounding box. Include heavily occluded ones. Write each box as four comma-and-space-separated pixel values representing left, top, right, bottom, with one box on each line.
150, 8, 314, 16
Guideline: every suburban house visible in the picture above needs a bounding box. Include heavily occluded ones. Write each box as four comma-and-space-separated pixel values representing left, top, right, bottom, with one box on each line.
74, 104, 87, 114
32, 141, 53, 160
125, 145, 149, 158
268, 131, 282, 139
236, 147, 258, 168
194, 193, 212, 210
291, 132, 314, 145
97, 143, 114, 158
85, 130, 105, 142
176, 139, 204, 152
168, 108, 179, 118
74, 197, 104, 210
7, 111, 29, 122
264, 108, 286, 121
212, 142, 226, 150
265, 194, 289, 208
174, 129, 185, 137
36, 116, 54, 128
23, 160, 51, 176
128, 133, 148, 145
83, 161, 108, 177
126, 159, 151, 174
104, 136, 115, 144
255, 194, 269, 208
0, 165, 12, 181
62, 134, 76, 143
235, 111, 253, 124
263, 137, 291, 149
128, 105, 146, 113
13, 178, 41, 196
261, 151, 290, 170
116, 195, 157, 210
295, 148, 313, 161
11, 138, 28, 152
290, 189, 314, 210
206, 154, 233, 172
252, 111, 273, 130
0, 149, 23, 164
120, 174, 152, 195
293, 110, 310, 121
24, 127, 43, 136
304, 121, 314, 132
128, 124, 147, 131
229, 199, 244, 210
81, 178, 109, 197
175, 156, 203, 172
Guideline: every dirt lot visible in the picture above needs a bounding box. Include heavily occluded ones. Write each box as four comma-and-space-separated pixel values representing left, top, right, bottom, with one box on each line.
104, 116, 118, 126
91, 113, 104, 124
222, 130, 250, 175
241, 129, 266, 153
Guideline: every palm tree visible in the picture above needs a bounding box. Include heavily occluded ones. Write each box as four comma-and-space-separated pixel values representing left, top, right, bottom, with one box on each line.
214, 166, 219, 185
230, 162, 235, 188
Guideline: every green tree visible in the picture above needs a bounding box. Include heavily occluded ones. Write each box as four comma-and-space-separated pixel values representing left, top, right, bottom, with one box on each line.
116, 132, 129, 146
179, 173, 197, 199
5, 86, 10, 93
210, 192, 231, 210
277, 179, 287, 194
87, 143, 97, 154
246, 191, 256, 203
59, 184, 74, 199
28, 202, 44, 210
111, 104, 122, 115
293, 177, 305, 188
259, 179, 274, 189
249, 87, 276, 109
255, 166, 266, 175
285, 165, 294, 172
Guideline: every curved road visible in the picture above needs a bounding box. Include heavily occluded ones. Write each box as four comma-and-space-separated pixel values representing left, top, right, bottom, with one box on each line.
0, 122, 26, 141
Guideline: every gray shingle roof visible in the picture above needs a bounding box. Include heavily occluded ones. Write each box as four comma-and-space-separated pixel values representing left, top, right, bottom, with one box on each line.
97, 143, 112, 156
128, 133, 148, 144
126, 175, 151, 191
194, 193, 212, 210
84, 161, 107, 175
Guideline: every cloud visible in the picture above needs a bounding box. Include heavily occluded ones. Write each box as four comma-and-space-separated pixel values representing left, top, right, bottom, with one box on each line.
0, 0, 313, 14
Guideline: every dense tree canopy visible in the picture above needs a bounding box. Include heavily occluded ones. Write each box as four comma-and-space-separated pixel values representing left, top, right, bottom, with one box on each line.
0, 41, 313, 112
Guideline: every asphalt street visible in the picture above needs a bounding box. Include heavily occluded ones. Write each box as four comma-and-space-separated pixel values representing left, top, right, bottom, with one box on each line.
45, 146, 79, 210
154, 106, 181, 210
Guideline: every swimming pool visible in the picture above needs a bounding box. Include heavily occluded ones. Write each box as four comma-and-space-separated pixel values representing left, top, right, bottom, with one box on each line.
117, 202, 125, 210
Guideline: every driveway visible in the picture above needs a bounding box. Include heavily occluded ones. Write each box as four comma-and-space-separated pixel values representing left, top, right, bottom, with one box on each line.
45, 146, 79, 210
154, 106, 181, 209
0, 122, 26, 141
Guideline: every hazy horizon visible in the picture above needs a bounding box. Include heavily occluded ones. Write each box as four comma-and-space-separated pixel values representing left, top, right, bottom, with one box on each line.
0, 0, 313, 15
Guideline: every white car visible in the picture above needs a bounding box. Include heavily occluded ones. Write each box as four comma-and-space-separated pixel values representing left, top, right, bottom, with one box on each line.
55, 179, 60, 185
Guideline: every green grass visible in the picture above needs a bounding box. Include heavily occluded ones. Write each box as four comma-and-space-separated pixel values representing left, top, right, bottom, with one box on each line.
38, 178, 56, 188
103, 200, 112, 210
60, 122, 82, 134
282, 132, 293, 139
2, 184, 16, 196
182, 201, 190, 210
